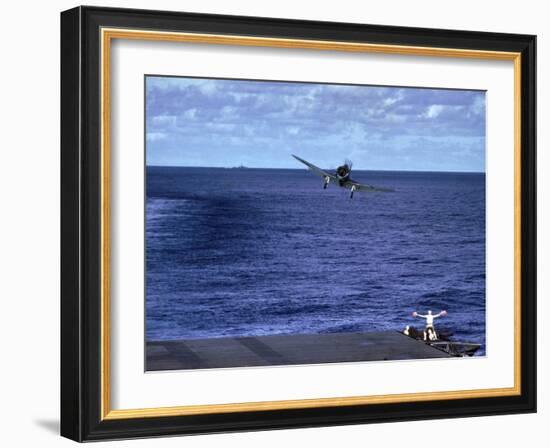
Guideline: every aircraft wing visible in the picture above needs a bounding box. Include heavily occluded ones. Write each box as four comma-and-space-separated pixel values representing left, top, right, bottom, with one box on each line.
344, 180, 395, 193
292, 154, 335, 180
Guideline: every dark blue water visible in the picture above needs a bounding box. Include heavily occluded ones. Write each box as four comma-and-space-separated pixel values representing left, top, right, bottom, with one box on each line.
146, 167, 486, 355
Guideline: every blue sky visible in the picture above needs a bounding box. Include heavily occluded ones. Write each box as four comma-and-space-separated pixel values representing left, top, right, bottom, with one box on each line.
146, 76, 485, 172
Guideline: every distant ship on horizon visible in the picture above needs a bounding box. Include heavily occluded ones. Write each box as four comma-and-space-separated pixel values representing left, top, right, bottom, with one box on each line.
231, 164, 249, 169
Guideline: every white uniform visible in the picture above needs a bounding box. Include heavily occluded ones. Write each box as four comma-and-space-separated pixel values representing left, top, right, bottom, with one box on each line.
414, 311, 445, 340
416, 312, 443, 327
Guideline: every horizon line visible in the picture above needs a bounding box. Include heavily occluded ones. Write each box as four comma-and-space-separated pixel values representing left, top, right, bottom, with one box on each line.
146, 164, 485, 174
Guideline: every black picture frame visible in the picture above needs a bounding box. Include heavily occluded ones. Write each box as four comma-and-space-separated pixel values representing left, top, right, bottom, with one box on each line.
61, 5, 536, 442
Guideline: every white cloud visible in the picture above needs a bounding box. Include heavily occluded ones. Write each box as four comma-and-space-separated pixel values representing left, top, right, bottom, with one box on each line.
382, 90, 404, 106
152, 115, 177, 126
198, 81, 217, 96
146, 132, 168, 142
286, 126, 300, 135
183, 109, 197, 120
424, 104, 444, 118
472, 94, 485, 115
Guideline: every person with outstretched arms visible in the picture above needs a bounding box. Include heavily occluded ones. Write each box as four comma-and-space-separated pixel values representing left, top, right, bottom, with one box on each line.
412, 310, 447, 340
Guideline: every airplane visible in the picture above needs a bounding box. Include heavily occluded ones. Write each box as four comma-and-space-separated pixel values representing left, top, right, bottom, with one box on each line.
292, 154, 394, 199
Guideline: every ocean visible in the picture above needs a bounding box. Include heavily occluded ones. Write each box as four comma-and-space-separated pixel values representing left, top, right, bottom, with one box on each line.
146, 166, 486, 355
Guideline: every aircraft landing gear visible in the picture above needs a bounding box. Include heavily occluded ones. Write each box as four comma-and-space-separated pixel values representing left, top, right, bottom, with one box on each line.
350, 185, 356, 199
323, 176, 330, 189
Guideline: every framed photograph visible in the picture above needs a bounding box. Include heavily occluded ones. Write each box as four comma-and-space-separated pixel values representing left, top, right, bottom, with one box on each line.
60, 6, 536, 441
